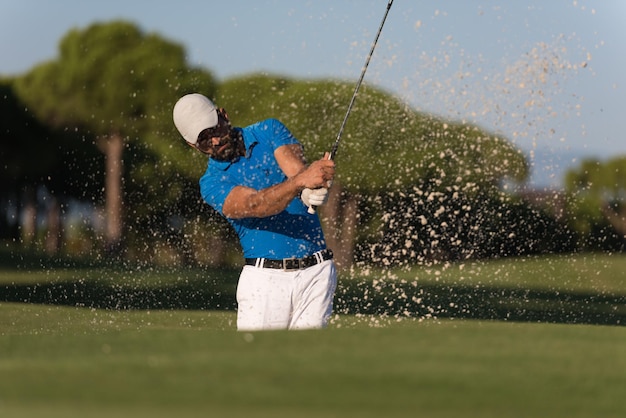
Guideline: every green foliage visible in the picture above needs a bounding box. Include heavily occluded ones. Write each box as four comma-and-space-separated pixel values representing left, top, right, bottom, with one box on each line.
0, 80, 104, 206
564, 156, 626, 250
0, 80, 59, 188
13, 19, 217, 162
12, 20, 220, 254
360, 188, 576, 265
565, 156, 626, 200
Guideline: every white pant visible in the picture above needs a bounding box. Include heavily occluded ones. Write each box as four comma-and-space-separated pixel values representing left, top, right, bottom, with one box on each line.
236, 259, 337, 331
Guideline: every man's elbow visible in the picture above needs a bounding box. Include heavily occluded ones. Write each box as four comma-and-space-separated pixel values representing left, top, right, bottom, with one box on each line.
223, 197, 277, 219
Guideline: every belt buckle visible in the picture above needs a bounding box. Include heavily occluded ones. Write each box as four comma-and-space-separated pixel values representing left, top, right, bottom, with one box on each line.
283, 257, 300, 271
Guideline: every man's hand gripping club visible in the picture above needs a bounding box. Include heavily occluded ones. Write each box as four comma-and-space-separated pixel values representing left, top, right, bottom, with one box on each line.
301, 153, 333, 214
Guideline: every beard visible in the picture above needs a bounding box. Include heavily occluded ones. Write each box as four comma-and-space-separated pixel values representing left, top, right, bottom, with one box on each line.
210, 130, 243, 162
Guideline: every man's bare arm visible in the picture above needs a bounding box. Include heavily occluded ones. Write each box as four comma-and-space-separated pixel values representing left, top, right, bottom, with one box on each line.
222, 145, 333, 219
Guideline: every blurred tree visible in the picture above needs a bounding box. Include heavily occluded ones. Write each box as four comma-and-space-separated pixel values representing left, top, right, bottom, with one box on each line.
13, 21, 217, 256
564, 157, 626, 250
4, 20, 548, 267
1, 80, 56, 243
0, 79, 101, 251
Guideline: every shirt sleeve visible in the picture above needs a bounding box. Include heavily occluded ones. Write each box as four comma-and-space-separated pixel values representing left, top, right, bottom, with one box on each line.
264, 118, 300, 149
199, 170, 236, 215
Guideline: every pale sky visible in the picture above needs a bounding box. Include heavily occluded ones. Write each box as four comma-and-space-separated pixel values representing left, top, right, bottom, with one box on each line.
2, 0, 625, 186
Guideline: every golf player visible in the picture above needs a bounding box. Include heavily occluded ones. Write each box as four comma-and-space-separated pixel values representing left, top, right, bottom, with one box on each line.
173, 93, 337, 331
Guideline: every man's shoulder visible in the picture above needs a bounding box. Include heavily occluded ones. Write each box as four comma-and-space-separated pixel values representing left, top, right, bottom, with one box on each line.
243, 118, 297, 148
243, 118, 284, 132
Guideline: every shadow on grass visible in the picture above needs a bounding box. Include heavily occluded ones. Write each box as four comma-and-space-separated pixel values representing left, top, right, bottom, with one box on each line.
0, 246, 239, 311
1, 274, 624, 326
0, 273, 239, 311
1, 247, 624, 325
335, 280, 626, 326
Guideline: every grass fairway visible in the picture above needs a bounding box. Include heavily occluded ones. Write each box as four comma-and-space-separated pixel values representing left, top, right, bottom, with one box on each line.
1, 249, 626, 417
1, 303, 625, 418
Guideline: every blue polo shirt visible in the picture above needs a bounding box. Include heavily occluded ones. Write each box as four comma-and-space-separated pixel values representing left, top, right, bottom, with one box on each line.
199, 118, 327, 259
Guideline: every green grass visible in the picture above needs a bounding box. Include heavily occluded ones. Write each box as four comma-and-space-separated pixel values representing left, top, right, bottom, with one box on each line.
1, 247, 626, 417
1, 303, 625, 418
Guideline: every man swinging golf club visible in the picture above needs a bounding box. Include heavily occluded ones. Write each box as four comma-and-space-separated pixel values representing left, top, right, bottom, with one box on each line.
173, 1, 392, 331
173, 93, 337, 331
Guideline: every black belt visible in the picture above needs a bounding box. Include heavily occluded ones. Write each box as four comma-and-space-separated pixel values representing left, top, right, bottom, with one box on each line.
245, 249, 333, 271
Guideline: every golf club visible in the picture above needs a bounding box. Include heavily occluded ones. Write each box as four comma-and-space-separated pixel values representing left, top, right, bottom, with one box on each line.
308, 0, 394, 214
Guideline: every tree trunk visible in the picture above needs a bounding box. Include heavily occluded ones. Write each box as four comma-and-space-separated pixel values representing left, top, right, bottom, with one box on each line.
44, 195, 62, 254
337, 194, 358, 268
102, 132, 124, 254
321, 183, 358, 270
21, 186, 37, 247
602, 203, 626, 238
321, 185, 340, 262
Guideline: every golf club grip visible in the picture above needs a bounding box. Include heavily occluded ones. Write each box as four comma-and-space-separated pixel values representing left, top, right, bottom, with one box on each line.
307, 156, 334, 214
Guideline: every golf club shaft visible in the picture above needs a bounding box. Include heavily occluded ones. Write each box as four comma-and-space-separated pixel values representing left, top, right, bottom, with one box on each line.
330, 0, 394, 161
308, 0, 393, 215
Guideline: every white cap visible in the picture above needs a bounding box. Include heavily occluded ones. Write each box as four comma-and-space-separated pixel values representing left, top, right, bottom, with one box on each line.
173, 93, 219, 145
